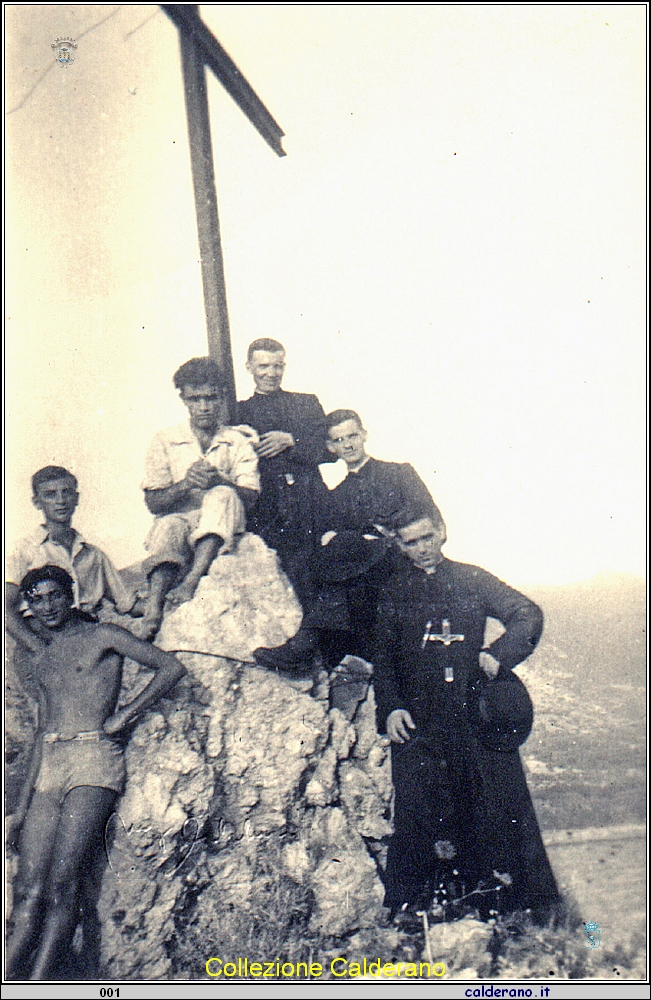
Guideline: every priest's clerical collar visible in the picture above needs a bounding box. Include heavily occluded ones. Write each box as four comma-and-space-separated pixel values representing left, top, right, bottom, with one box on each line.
411, 555, 444, 575
347, 455, 370, 474
254, 388, 280, 396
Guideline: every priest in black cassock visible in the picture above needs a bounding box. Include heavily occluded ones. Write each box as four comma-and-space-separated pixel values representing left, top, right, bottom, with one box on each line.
236, 338, 333, 605
254, 409, 444, 668
373, 507, 560, 920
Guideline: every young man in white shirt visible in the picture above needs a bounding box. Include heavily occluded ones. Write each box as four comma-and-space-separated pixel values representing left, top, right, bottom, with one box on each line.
136, 357, 260, 639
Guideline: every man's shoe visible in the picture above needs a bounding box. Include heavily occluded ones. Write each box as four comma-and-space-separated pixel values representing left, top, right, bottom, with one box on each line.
254, 628, 318, 670
390, 903, 425, 935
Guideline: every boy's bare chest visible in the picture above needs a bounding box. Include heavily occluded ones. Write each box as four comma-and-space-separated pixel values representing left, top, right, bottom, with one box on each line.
41, 632, 118, 691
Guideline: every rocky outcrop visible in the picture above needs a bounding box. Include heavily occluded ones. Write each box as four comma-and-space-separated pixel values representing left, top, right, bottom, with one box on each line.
157, 532, 303, 662
96, 538, 393, 979
98, 655, 392, 978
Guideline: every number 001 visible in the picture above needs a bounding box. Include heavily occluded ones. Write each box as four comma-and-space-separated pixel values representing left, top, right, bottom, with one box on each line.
99, 990, 119, 997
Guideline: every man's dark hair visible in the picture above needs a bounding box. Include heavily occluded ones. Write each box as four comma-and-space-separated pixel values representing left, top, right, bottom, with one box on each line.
392, 505, 447, 538
31, 466, 77, 495
20, 565, 75, 602
173, 357, 225, 392
325, 409, 364, 434
246, 338, 285, 362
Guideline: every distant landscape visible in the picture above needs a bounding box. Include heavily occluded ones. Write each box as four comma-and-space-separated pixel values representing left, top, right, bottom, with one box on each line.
514, 573, 646, 831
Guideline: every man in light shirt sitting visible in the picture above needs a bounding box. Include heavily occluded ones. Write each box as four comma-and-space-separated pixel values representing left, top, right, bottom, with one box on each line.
136, 357, 260, 639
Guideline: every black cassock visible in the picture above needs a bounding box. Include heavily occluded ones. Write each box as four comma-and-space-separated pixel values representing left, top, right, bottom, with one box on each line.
316, 457, 438, 537
305, 458, 442, 658
373, 557, 560, 916
236, 389, 331, 602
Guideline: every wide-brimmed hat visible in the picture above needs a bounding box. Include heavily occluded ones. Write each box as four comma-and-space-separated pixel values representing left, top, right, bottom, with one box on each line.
467, 669, 534, 752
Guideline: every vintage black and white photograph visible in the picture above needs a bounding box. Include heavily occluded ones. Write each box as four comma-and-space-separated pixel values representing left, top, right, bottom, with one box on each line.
4, 3, 646, 989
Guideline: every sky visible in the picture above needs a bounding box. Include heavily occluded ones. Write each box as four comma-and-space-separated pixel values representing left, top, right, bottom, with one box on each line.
5, 4, 646, 587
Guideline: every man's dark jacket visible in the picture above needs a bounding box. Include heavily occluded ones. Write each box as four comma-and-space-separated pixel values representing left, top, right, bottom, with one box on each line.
373, 556, 542, 731
302, 458, 442, 662
313, 457, 442, 583
373, 556, 559, 915
236, 390, 331, 599
317, 456, 438, 537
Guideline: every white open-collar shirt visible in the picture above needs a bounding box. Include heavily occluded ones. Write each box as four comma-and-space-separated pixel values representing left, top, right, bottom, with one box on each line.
142, 420, 260, 493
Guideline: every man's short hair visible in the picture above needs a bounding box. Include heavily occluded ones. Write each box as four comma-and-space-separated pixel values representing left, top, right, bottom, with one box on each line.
31, 466, 77, 495
173, 357, 225, 392
325, 409, 364, 434
392, 505, 447, 537
246, 338, 285, 362
20, 565, 75, 602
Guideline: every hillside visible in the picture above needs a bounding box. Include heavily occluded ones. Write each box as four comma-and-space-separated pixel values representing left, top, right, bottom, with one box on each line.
517, 574, 646, 830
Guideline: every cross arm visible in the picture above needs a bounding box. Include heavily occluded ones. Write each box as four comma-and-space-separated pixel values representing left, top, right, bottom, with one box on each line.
161, 4, 286, 157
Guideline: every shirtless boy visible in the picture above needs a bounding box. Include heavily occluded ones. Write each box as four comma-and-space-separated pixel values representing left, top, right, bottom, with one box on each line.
5, 565, 186, 981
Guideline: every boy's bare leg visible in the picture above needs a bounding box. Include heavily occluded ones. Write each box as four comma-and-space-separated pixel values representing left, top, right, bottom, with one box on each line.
167, 534, 223, 607
6, 792, 62, 979
78, 846, 108, 976
29, 786, 117, 981
132, 563, 178, 639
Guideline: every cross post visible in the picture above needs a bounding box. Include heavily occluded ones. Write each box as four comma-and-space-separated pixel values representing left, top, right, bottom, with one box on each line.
162, 5, 286, 419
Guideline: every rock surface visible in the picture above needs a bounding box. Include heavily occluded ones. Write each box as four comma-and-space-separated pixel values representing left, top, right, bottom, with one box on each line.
97, 654, 392, 978
95, 539, 392, 978
6, 554, 647, 981
157, 532, 303, 661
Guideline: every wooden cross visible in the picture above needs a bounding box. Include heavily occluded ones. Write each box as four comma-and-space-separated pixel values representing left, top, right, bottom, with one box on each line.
161, 5, 286, 419
421, 619, 465, 682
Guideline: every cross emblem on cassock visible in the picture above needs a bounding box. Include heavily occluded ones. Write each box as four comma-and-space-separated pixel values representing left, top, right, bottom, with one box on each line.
421, 619, 465, 682
161, 5, 286, 419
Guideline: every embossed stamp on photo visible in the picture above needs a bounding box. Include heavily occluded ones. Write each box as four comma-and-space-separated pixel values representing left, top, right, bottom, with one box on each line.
52, 37, 77, 66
